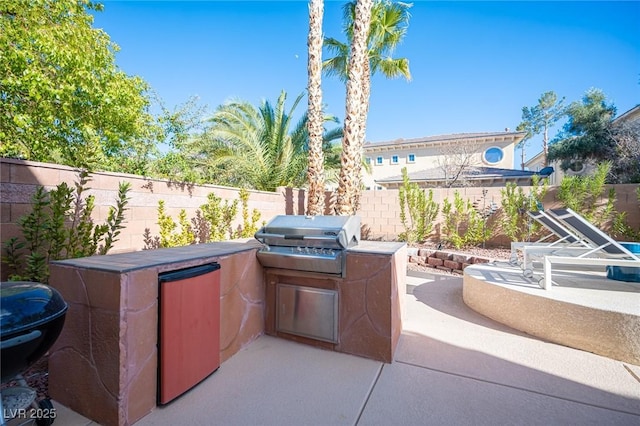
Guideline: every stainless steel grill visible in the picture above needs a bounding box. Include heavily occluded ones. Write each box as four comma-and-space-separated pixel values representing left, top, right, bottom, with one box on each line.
254, 215, 361, 277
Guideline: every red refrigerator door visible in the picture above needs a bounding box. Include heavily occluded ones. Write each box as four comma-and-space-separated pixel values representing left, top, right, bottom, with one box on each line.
158, 263, 221, 404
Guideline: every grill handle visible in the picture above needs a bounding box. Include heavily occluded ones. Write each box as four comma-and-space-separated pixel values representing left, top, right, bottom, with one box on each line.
255, 233, 340, 243
302, 235, 341, 242
255, 232, 287, 240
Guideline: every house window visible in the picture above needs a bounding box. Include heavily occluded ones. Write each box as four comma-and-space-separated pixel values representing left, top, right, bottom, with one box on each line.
483, 146, 504, 164
407, 153, 416, 163
366, 157, 372, 165
376, 156, 383, 165
391, 155, 399, 164
569, 161, 584, 173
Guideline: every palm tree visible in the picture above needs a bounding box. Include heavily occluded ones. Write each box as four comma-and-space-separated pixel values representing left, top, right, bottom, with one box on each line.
326, 0, 412, 214
335, 0, 374, 215
306, 0, 326, 216
200, 91, 342, 192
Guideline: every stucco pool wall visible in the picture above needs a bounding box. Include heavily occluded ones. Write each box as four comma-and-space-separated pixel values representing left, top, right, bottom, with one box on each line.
463, 263, 640, 366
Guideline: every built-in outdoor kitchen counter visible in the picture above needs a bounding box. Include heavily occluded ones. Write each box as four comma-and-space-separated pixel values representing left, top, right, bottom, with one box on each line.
264, 241, 407, 363
47, 240, 264, 426
46, 234, 406, 426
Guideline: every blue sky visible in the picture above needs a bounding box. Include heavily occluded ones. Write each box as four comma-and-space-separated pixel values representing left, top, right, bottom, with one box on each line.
94, 1, 640, 165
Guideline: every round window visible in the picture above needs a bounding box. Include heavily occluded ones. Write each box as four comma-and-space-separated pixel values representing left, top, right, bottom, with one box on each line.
483, 147, 504, 164
569, 161, 584, 173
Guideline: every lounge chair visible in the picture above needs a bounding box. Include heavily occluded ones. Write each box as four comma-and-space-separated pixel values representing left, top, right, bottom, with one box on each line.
536, 208, 640, 290
510, 210, 589, 263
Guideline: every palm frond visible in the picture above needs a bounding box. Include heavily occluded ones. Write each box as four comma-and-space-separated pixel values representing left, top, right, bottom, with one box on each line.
376, 57, 411, 80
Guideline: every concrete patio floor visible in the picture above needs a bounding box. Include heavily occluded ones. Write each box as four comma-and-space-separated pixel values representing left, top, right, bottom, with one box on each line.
51, 271, 640, 426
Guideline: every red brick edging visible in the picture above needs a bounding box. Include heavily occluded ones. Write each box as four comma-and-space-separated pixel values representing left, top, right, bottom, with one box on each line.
408, 249, 492, 275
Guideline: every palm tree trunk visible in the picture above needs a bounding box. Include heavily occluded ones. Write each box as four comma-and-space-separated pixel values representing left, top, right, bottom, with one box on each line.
306, 0, 326, 216
335, 0, 373, 216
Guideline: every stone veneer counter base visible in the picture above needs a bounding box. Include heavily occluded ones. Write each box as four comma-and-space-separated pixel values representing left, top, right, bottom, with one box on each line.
48, 240, 264, 426
264, 241, 407, 363
463, 263, 640, 366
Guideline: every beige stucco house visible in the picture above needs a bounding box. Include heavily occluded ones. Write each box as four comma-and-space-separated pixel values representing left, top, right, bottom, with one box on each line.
362, 130, 549, 188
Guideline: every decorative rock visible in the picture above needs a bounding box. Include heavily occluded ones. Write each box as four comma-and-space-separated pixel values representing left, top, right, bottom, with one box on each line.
409, 255, 426, 266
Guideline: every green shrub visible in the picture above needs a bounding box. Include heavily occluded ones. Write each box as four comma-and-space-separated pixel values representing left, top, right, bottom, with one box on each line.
2, 171, 131, 283
611, 186, 640, 240
234, 188, 262, 238
557, 162, 615, 228
398, 167, 439, 243
441, 191, 492, 249
500, 175, 548, 242
144, 188, 261, 249
200, 192, 239, 242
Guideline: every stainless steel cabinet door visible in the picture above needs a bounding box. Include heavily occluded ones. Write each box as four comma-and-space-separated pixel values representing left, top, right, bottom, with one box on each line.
276, 284, 338, 343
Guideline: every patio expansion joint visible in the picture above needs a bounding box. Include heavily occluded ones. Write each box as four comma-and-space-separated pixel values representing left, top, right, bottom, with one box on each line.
624, 364, 640, 384
354, 362, 384, 426
395, 359, 640, 418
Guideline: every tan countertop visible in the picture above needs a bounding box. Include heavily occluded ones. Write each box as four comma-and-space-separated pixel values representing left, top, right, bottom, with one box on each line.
51, 239, 262, 273
348, 241, 406, 255
51, 239, 406, 273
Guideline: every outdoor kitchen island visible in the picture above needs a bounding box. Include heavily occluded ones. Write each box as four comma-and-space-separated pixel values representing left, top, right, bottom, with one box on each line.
254, 215, 406, 363
47, 240, 265, 426
263, 241, 407, 363
45, 234, 406, 426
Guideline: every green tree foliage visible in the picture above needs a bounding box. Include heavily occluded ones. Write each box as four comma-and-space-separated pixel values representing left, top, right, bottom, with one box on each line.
323, 0, 412, 85
325, 0, 411, 214
499, 175, 548, 242
147, 96, 209, 181
398, 167, 438, 243
516, 91, 565, 168
182, 91, 342, 191
0, 0, 158, 170
2, 171, 131, 283
548, 89, 617, 172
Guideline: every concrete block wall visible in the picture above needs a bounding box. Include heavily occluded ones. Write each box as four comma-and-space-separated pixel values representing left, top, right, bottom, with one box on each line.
0, 159, 306, 259
358, 185, 640, 243
1, 158, 639, 268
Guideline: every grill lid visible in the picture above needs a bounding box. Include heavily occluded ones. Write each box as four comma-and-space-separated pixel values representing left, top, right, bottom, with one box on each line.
0, 281, 68, 338
255, 215, 361, 249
